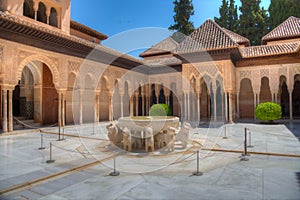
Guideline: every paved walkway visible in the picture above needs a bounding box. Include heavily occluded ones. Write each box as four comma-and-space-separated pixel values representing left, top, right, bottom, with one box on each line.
0, 122, 300, 200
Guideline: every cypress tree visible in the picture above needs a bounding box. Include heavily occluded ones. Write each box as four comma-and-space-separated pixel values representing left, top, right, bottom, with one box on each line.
169, 0, 195, 42
237, 0, 268, 45
269, 0, 300, 30
214, 0, 238, 32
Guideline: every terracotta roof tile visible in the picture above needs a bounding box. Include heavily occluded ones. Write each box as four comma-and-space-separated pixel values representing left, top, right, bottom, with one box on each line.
70, 20, 108, 40
262, 16, 300, 44
140, 37, 179, 57
239, 42, 300, 58
175, 19, 238, 54
222, 28, 250, 46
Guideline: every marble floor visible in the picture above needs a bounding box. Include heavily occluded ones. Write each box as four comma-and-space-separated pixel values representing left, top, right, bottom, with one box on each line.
0, 122, 300, 200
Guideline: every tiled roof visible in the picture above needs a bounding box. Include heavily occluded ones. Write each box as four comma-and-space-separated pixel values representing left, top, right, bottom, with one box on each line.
262, 16, 300, 44
222, 28, 250, 46
144, 56, 182, 66
140, 37, 179, 57
239, 42, 300, 58
175, 19, 238, 54
70, 20, 108, 40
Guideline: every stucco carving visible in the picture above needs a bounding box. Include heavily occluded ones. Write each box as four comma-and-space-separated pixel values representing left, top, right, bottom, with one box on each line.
68, 60, 81, 72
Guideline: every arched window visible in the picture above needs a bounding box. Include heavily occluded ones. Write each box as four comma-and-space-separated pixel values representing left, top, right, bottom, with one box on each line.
37, 2, 47, 24
23, 0, 34, 19
49, 7, 58, 27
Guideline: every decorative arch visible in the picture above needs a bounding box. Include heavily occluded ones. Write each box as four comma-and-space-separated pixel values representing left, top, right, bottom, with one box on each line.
23, 0, 34, 19
37, 2, 47, 23
49, 7, 58, 27
17, 54, 59, 88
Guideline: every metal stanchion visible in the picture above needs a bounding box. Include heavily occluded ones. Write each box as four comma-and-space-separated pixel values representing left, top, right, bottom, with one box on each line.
46, 142, 55, 163
222, 126, 228, 139
247, 131, 253, 148
109, 153, 120, 176
38, 133, 45, 150
240, 128, 249, 161
92, 123, 95, 135
192, 150, 203, 176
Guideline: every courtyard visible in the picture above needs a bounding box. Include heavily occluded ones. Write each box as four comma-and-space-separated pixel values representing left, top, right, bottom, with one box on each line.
0, 121, 299, 200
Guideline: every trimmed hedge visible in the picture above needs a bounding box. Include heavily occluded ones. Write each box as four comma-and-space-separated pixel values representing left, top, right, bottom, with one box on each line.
255, 102, 282, 122
149, 104, 171, 116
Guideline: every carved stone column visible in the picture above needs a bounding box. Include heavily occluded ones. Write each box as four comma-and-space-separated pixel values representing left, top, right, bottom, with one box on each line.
8, 88, 13, 132
119, 93, 124, 118
225, 92, 228, 122
196, 91, 201, 125
228, 92, 233, 123
135, 92, 139, 116
108, 92, 113, 121
289, 91, 293, 120
79, 90, 83, 124
2, 88, 7, 133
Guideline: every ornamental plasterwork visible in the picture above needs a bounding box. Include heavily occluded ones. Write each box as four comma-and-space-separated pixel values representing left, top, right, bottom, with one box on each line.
260, 68, 269, 78
278, 67, 287, 76
239, 70, 251, 80
0, 45, 3, 63
68, 60, 80, 72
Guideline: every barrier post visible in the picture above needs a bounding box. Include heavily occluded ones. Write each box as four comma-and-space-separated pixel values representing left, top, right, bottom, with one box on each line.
192, 150, 203, 176
38, 133, 45, 150
46, 142, 55, 163
223, 126, 228, 139
240, 128, 249, 161
109, 153, 120, 176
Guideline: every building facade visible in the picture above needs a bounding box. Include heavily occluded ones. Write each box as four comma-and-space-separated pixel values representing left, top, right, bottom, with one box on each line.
0, 0, 299, 133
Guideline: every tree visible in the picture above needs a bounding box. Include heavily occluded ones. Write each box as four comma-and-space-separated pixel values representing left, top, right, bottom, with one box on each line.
169, 0, 195, 42
268, 0, 300, 30
237, 0, 268, 45
214, 0, 238, 32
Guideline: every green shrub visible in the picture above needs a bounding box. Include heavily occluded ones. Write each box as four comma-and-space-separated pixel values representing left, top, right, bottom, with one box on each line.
149, 104, 171, 116
255, 102, 282, 123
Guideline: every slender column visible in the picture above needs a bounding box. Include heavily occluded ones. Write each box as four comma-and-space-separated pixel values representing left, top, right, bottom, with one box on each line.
274, 93, 278, 103
289, 91, 293, 120
62, 92, 66, 126
187, 92, 190, 121
58, 92, 62, 127
225, 92, 228, 122
34, 2, 38, 21
8, 89, 13, 132
2, 89, 7, 133
46, 7, 51, 24
94, 92, 98, 123
108, 93, 113, 121
119, 93, 124, 118
228, 93, 233, 123
135, 92, 139, 116
130, 96, 134, 117
236, 92, 239, 119
213, 89, 217, 122
79, 90, 83, 124
197, 92, 201, 125
96, 92, 100, 122
141, 87, 145, 116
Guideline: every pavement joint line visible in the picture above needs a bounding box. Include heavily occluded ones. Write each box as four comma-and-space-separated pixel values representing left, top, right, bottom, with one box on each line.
0, 155, 115, 196
200, 148, 300, 158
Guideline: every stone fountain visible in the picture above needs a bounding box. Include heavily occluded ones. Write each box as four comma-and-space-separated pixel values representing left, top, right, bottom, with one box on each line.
106, 116, 190, 153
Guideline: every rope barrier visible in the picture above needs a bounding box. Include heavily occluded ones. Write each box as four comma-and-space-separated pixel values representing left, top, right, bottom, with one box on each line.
13, 117, 58, 129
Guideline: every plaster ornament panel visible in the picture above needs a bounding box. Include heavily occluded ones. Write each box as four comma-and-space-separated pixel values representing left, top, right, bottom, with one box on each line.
0, 45, 3, 63
68, 60, 80, 72
278, 67, 287, 76
260, 68, 269, 77
294, 65, 300, 75
239, 70, 251, 80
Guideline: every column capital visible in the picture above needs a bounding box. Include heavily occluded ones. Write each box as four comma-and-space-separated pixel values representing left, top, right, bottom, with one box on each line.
1, 84, 15, 91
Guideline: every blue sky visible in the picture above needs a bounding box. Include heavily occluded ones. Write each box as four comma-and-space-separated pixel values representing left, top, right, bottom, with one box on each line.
71, 0, 271, 57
